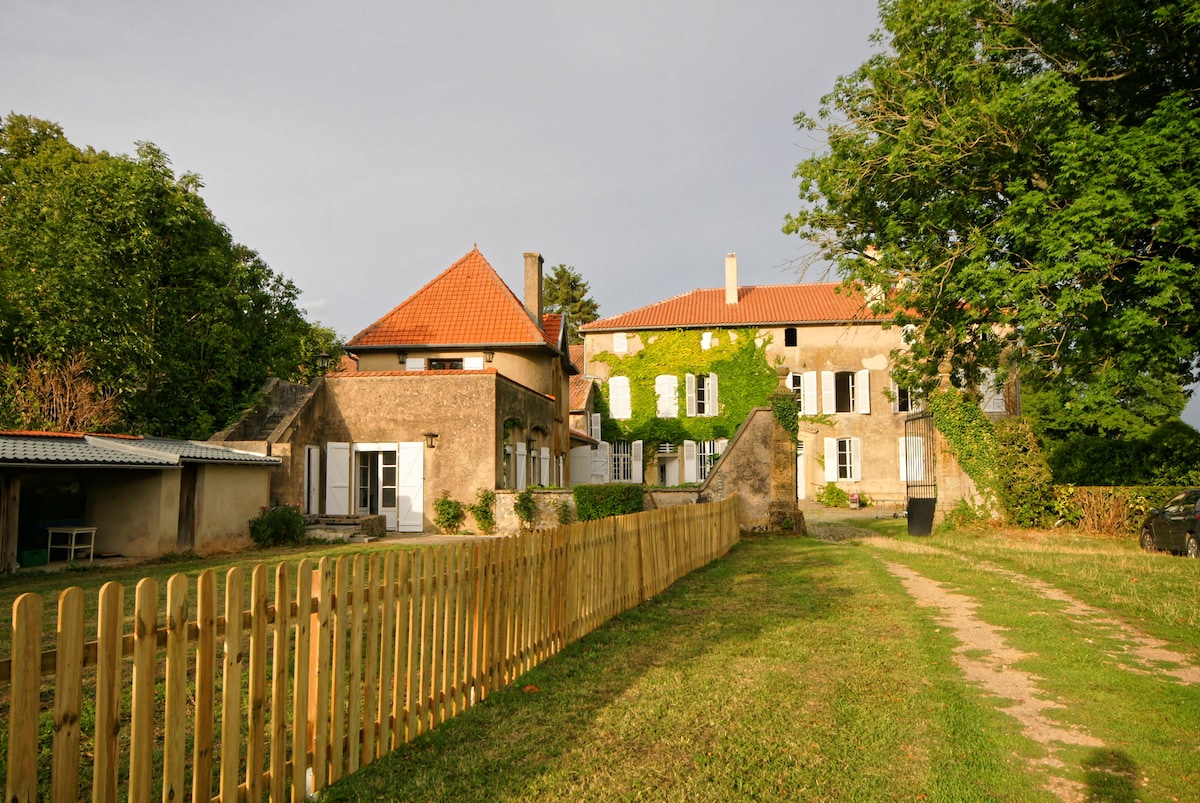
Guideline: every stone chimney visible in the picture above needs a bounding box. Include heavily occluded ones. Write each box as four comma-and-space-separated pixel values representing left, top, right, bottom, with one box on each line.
524, 251, 544, 323
725, 252, 738, 304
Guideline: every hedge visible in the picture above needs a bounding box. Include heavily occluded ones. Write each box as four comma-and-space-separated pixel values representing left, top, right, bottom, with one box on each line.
573, 483, 645, 521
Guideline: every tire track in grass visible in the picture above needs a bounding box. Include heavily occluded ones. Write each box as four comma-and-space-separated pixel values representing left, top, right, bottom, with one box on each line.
884, 561, 1102, 803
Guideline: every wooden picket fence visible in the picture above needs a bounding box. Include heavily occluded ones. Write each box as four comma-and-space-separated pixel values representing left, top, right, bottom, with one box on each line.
1, 498, 739, 802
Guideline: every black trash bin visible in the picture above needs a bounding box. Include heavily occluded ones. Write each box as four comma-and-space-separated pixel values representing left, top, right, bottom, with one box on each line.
907, 497, 936, 536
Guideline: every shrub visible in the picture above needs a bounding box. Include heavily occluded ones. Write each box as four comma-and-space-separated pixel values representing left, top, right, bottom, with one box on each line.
433, 491, 466, 533
514, 488, 538, 528
573, 484, 644, 521
938, 499, 988, 532
555, 499, 573, 525
815, 482, 850, 508
993, 418, 1054, 528
468, 488, 496, 534
249, 504, 306, 548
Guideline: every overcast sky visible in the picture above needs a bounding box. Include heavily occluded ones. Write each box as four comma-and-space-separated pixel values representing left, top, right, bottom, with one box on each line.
9, 1, 1199, 426
4, 0, 881, 338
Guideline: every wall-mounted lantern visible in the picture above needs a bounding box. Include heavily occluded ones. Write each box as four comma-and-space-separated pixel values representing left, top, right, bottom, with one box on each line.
423, 432, 439, 448
483, 350, 495, 363
315, 352, 332, 373
398, 352, 408, 366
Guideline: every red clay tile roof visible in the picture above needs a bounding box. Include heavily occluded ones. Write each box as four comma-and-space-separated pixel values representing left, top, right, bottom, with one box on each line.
347, 248, 558, 349
569, 344, 585, 372
580, 283, 883, 332
569, 375, 594, 411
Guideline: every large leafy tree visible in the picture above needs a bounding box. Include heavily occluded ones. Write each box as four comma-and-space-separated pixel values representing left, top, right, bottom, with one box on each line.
785, 0, 1200, 437
0, 114, 337, 437
543, 264, 599, 344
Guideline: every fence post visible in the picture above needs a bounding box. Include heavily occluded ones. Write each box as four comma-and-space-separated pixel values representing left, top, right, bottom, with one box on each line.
6, 593, 42, 803
52, 587, 85, 803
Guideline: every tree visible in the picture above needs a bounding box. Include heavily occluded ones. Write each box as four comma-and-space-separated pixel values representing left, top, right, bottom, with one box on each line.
0, 114, 335, 437
784, 0, 1200, 436
542, 264, 599, 344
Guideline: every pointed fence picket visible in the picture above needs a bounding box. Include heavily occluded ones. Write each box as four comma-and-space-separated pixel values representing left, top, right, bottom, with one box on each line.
0, 497, 739, 802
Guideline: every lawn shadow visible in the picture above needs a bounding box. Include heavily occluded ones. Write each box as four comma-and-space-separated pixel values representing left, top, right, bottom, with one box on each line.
319, 534, 854, 801
1082, 749, 1140, 803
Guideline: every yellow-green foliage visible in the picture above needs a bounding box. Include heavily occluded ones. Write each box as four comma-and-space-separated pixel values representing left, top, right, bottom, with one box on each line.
593, 328, 778, 444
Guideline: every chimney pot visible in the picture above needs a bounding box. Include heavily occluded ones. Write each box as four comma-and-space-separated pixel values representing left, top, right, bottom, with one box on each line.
725, 252, 738, 304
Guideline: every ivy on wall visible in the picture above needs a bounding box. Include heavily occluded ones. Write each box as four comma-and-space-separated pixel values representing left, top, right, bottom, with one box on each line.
927, 388, 1000, 512
594, 328, 779, 446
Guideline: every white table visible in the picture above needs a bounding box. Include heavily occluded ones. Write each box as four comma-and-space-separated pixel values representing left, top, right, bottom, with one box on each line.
46, 526, 97, 562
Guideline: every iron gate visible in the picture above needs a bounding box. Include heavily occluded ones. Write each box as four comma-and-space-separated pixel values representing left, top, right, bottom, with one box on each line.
904, 411, 937, 535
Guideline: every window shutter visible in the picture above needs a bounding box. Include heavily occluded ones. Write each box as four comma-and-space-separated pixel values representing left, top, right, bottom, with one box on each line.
855, 369, 871, 414
464, 356, 485, 370
405, 356, 425, 371
609, 377, 632, 419
821, 371, 835, 414
515, 442, 527, 490
540, 447, 551, 486
655, 375, 678, 418
589, 413, 601, 440
898, 437, 908, 482
803, 372, 818, 416
631, 440, 643, 484
325, 442, 351, 514
824, 438, 837, 482
708, 373, 719, 416
891, 381, 900, 414
613, 332, 628, 353
685, 373, 697, 417
851, 437, 863, 482
909, 436, 926, 481
701, 332, 712, 350
683, 440, 698, 483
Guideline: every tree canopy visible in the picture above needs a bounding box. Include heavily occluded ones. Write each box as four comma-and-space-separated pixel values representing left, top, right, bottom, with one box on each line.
0, 114, 338, 438
785, 0, 1200, 437
542, 264, 599, 344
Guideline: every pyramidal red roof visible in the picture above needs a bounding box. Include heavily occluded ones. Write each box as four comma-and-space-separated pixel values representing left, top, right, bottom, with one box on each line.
580, 283, 882, 332
347, 248, 556, 349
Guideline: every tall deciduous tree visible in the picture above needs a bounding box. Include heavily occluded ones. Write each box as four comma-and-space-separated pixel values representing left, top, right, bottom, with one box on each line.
0, 114, 338, 437
785, 0, 1200, 437
543, 264, 599, 344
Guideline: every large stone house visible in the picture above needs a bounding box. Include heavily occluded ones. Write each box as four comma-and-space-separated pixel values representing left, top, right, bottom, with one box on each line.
212, 248, 576, 532
579, 253, 991, 510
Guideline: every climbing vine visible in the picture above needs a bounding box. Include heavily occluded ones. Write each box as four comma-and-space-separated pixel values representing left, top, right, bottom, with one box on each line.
593, 328, 779, 447
927, 388, 1000, 513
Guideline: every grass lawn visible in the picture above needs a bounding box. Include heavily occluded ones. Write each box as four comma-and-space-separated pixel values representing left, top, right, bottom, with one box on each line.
3, 522, 1198, 801
317, 520, 1200, 802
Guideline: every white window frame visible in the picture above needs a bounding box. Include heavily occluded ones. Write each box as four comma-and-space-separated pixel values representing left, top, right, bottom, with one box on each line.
789, 371, 818, 415
824, 437, 862, 482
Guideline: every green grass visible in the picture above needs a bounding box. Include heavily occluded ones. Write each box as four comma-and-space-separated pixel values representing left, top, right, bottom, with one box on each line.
319, 533, 1053, 802
5, 523, 1198, 801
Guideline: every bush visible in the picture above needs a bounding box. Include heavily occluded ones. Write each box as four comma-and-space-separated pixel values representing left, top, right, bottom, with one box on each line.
573, 484, 644, 521
555, 499, 573, 525
513, 488, 539, 528
468, 488, 496, 534
815, 482, 850, 508
993, 418, 1054, 528
433, 491, 466, 533
249, 505, 306, 548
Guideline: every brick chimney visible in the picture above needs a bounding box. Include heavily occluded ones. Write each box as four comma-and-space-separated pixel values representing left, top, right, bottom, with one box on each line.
725, 252, 738, 304
524, 251, 544, 323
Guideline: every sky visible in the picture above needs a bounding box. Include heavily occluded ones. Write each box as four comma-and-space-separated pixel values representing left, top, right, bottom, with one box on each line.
3, 0, 882, 340
7, 1, 1200, 427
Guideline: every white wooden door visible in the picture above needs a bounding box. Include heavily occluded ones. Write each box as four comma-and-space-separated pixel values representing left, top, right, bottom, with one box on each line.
396, 442, 424, 532
305, 446, 321, 514
325, 442, 350, 514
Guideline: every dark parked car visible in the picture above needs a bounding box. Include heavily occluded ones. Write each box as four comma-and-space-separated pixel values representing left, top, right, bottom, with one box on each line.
1141, 489, 1200, 557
